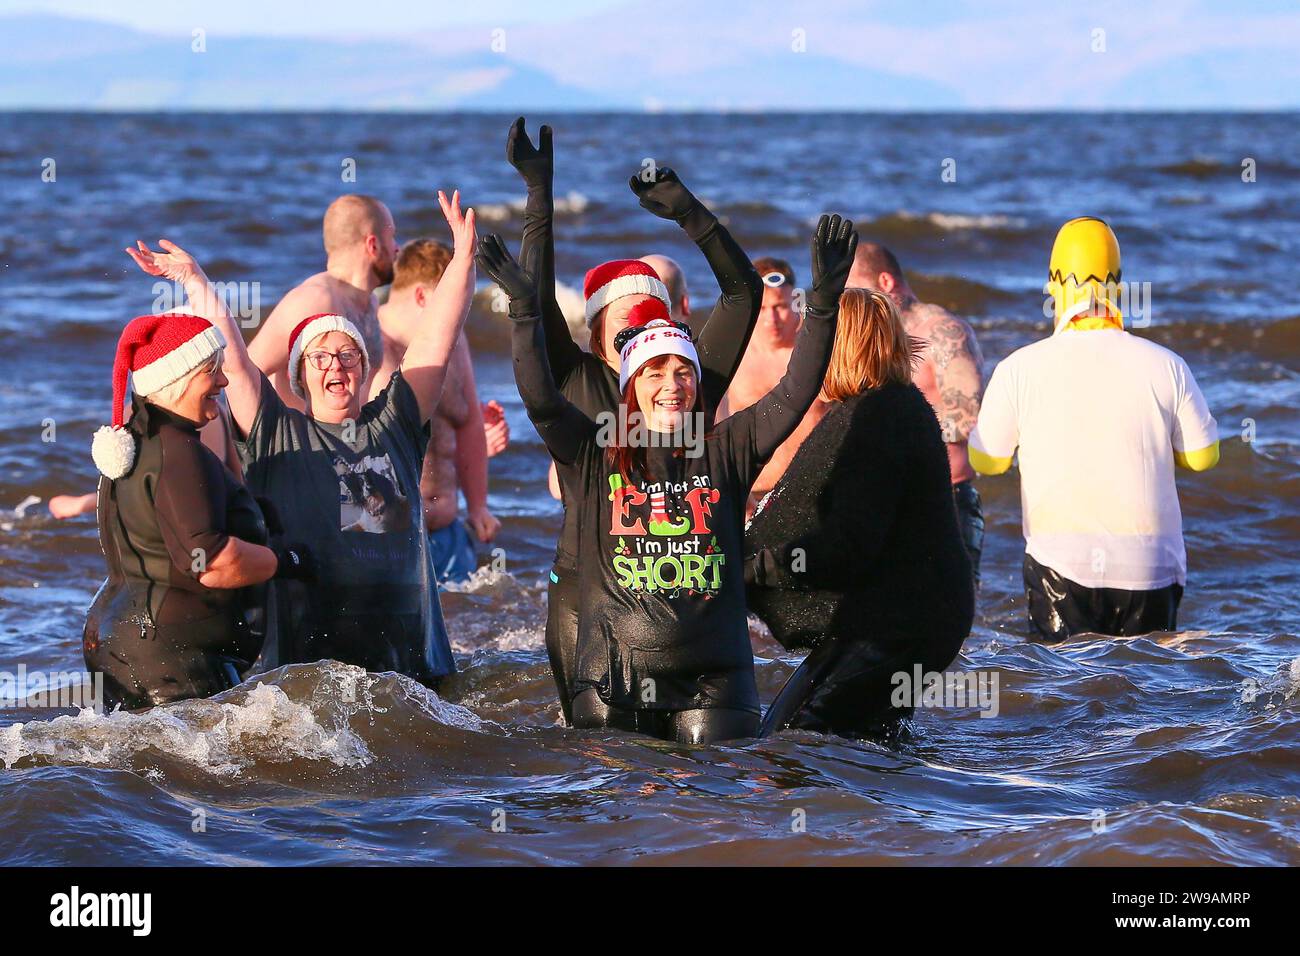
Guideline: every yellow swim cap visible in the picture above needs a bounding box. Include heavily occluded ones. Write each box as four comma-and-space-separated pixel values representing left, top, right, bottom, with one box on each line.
1047, 217, 1123, 332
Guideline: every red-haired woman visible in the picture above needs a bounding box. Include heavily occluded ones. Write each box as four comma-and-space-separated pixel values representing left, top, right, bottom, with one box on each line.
504, 119, 763, 724
477, 216, 856, 744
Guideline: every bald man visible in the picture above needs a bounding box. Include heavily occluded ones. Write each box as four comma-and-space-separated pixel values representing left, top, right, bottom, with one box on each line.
849, 242, 986, 586
248, 194, 398, 409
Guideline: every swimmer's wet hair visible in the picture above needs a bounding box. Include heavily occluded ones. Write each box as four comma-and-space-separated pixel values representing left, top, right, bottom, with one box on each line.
822, 290, 915, 400
392, 238, 453, 292
854, 242, 905, 282
323, 194, 389, 256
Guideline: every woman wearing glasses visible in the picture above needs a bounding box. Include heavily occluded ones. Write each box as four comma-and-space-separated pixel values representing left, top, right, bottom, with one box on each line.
477, 214, 855, 744
125, 190, 477, 686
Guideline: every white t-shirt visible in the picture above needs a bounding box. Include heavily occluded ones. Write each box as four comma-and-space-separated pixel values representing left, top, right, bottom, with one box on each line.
971, 328, 1217, 590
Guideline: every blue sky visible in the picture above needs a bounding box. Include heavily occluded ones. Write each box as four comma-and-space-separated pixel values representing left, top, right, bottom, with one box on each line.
0, 0, 630, 34
3, 0, 1298, 109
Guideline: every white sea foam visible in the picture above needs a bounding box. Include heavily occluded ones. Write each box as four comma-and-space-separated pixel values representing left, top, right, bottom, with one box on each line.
474, 191, 590, 224
0, 662, 484, 773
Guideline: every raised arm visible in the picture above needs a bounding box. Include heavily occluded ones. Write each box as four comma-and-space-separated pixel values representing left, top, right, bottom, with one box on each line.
126, 240, 262, 435
719, 215, 856, 479
476, 234, 594, 466
508, 118, 583, 386
401, 190, 477, 427
629, 166, 762, 413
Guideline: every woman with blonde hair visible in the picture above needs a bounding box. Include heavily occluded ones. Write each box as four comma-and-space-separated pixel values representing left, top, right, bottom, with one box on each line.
744, 288, 975, 738
85, 312, 308, 710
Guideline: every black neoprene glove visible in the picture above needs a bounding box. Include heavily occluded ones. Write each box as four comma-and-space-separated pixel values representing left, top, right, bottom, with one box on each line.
506, 116, 553, 191
273, 542, 315, 582
629, 165, 699, 220
476, 234, 541, 319
807, 213, 858, 314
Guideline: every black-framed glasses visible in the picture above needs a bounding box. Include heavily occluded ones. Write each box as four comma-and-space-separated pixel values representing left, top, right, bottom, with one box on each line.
305, 348, 363, 371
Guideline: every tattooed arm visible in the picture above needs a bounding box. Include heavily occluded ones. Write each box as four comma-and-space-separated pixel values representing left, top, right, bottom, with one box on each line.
926, 308, 984, 444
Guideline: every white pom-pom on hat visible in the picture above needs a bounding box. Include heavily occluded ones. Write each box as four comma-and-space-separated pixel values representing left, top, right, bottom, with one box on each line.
91, 425, 138, 480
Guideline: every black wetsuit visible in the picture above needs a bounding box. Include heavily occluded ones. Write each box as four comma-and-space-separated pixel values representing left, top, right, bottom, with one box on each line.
1022, 553, 1182, 641
518, 166, 761, 723
745, 382, 975, 738
510, 286, 836, 745
85, 397, 269, 710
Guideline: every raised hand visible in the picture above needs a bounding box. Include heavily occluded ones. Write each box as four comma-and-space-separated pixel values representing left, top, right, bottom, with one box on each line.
438, 189, 478, 261
476, 233, 541, 316
125, 239, 205, 286
506, 116, 553, 189
627, 165, 698, 222
808, 214, 858, 312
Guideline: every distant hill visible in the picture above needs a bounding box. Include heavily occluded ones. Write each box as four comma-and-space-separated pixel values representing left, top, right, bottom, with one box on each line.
1, 6, 1296, 111
0, 15, 616, 109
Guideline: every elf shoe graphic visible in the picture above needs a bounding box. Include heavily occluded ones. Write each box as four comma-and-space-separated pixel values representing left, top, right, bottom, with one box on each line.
647, 489, 690, 536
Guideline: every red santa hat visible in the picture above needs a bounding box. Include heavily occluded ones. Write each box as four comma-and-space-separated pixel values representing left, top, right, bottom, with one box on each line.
91, 313, 227, 479
287, 312, 370, 399
616, 300, 700, 391
583, 259, 671, 327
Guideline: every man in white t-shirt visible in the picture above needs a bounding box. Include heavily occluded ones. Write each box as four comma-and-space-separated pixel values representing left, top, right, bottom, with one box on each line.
969, 217, 1219, 640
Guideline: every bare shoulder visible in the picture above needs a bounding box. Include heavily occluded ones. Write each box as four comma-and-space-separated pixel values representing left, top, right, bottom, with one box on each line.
910, 302, 980, 366
266, 274, 336, 326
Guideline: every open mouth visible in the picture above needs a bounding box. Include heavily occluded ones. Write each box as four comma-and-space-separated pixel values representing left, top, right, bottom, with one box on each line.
654, 398, 684, 411
325, 376, 348, 396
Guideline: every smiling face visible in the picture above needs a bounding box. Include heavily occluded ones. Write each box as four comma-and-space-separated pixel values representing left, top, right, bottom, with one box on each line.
633, 355, 698, 433
170, 356, 227, 426
302, 330, 364, 423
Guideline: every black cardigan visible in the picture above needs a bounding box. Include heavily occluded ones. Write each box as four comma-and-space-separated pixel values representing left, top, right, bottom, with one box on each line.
744, 381, 974, 656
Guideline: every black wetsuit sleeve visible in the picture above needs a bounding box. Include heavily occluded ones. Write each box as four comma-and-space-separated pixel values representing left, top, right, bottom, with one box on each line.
154, 429, 231, 578
519, 175, 583, 389
749, 405, 903, 591
511, 305, 596, 466
681, 203, 763, 413
715, 301, 838, 491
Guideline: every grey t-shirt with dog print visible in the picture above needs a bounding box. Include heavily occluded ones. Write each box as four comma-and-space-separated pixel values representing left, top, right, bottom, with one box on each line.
237, 370, 454, 683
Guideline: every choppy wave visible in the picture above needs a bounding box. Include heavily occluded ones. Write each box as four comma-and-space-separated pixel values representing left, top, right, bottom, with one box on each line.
860, 210, 1033, 241
1155, 158, 1239, 179
471, 191, 591, 225
0, 662, 481, 778
4, 111, 1299, 866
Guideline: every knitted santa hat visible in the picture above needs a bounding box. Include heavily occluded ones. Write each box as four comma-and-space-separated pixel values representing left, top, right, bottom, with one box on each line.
583, 259, 671, 327
287, 312, 370, 399
91, 313, 227, 479
616, 299, 700, 391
